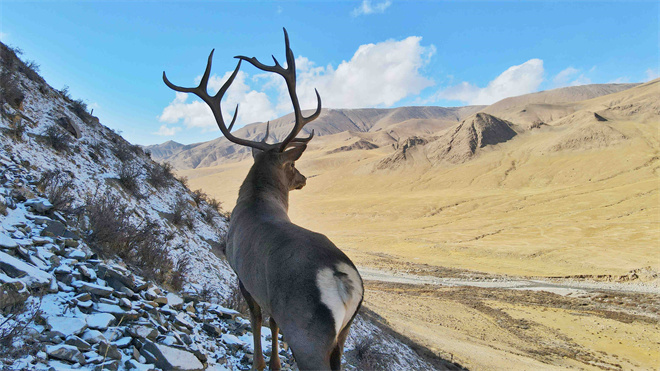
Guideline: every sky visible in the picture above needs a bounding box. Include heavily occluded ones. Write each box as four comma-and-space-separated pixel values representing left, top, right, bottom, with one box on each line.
1, 1, 658, 146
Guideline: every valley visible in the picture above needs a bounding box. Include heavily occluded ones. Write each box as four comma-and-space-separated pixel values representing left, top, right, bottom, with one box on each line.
169, 80, 660, 369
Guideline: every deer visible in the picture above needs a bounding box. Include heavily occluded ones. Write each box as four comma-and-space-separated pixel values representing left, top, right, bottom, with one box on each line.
163, 28, 364, 371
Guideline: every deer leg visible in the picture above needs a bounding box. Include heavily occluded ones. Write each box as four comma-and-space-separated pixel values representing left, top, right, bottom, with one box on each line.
268, 317, 281, 370
240, 281, 266, 371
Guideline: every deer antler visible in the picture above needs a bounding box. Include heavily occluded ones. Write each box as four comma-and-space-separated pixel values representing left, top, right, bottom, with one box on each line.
236, 28, 321, 152
163, 51, 276, 151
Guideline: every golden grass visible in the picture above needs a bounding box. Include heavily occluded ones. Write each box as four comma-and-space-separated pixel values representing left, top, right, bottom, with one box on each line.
184, 119, 659, 277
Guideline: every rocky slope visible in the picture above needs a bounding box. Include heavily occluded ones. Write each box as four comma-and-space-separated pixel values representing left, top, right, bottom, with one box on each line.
0, 42, 450, 370
146, 106, 484, 169
148, 83, 639, 170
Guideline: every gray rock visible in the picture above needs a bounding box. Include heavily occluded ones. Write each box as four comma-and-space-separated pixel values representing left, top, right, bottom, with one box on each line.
128, 325, 159, 341
41, 220, 77, 239
72, 281, 114, 297
141, 340, 204, 371
113, 336, 133, 348
97, 264, 148, 292
0, 250, 53, 288
65, 335, 92, 351
94, 360, 120, 371
203, 323, 223, 337
25, 198, 53, 213
166, 293, 184, 309
46, 316, 87, 337
0, 233, 18, 249
81, 329, 107, 344
98, 340, 123, 360
46, 344, 86, 364
87, 312, 116, 330
125, 359, 157, 371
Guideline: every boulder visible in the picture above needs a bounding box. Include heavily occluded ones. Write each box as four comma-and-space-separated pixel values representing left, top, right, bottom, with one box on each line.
98, 340, 123, 360
141, 340, 204, 371
46, 344, 86, 364
87, 312, 116, 330
72, 281, 114, 297
47, 316, 87, 337
65, 335, 92, 351
0, 233, 18, 249
0, 250, 53, 288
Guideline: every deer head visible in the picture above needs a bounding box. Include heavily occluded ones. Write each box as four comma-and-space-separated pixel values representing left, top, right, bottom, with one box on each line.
163, 28, 320, 192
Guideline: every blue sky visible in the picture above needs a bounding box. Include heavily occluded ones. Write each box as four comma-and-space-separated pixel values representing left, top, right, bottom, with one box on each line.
1, 1, 658, 145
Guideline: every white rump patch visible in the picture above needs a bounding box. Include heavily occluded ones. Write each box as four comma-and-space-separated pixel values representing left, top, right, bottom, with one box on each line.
316, 263, 363, 337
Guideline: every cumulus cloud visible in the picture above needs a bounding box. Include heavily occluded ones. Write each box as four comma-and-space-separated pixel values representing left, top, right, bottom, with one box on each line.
352, 0, 392, 16
154, 124, 181, 136
159, 36, 434, 133
552, 66, 592, 87
280, 36, 435, 110
159, 70, 277, 132
436, 59, 544, 105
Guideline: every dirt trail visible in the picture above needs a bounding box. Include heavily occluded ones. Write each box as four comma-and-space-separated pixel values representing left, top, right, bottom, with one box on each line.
359, 267, 660, 370
359, 267, 660, 296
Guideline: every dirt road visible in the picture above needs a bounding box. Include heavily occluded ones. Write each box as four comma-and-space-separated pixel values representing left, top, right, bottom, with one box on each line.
359, 267, 660, 370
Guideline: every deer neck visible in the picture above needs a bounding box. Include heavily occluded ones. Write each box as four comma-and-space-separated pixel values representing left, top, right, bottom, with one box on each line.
236, 163, 290, 217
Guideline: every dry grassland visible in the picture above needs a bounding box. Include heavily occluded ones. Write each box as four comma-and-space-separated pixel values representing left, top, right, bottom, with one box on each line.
179, 83, 659, 369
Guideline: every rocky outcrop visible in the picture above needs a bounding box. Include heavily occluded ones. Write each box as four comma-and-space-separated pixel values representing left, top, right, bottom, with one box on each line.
328, 139, 379, 154
426, 113, 518, 164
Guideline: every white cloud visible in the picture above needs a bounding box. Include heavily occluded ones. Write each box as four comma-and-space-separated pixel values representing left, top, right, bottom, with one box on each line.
0, 32, 8, 41
646, 68, 659, 81
159, 70, 278, 132
552, 66, 591, 87
436, 59, 544, 105
154, 124, 181, 136
608, 77, 630, 84
282, 36, 435, 110
159, 36, 434, 133
352, 0, 392, 16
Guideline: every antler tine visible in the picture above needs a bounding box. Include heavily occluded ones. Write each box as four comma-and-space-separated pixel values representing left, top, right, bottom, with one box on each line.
236, 27, 322, 152
163, 52, 274, 151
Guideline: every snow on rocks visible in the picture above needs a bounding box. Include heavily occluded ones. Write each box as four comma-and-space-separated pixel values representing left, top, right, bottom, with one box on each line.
0, 159, 298, 370
46, 316, 87, 337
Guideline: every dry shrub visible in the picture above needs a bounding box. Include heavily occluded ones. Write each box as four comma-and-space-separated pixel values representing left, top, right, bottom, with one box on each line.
0, 70, 24, 109
118, 161, 143, 197
171, 196, 194, 229
0, 44, 25, 109
0, 198, 7, 216
70, 99, 89, 121
177, 175, 189, 188
353, 335, 393, 371
43, 125, 71, 152
221, 277, 249, 316
37, 169, 75, 211
6, 120, 27, 142
112, 142, 134, 163
147, 162, 175, 189
170, 256, 190, 292
82, 192, 174, 284
0, 293, 42, 362
192, 189, 207, 206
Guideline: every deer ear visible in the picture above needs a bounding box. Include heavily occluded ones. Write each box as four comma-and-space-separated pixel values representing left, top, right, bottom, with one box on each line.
281, 144, 307, 162
252, 147, 264, 160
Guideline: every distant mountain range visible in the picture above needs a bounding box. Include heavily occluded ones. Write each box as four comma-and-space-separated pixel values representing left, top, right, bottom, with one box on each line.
146, 83, 640, 170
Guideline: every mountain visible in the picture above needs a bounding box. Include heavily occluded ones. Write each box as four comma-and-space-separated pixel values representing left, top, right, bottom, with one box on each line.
481, 83, 639, 129
153, 83, 639, 170
151, 105, 485, 169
